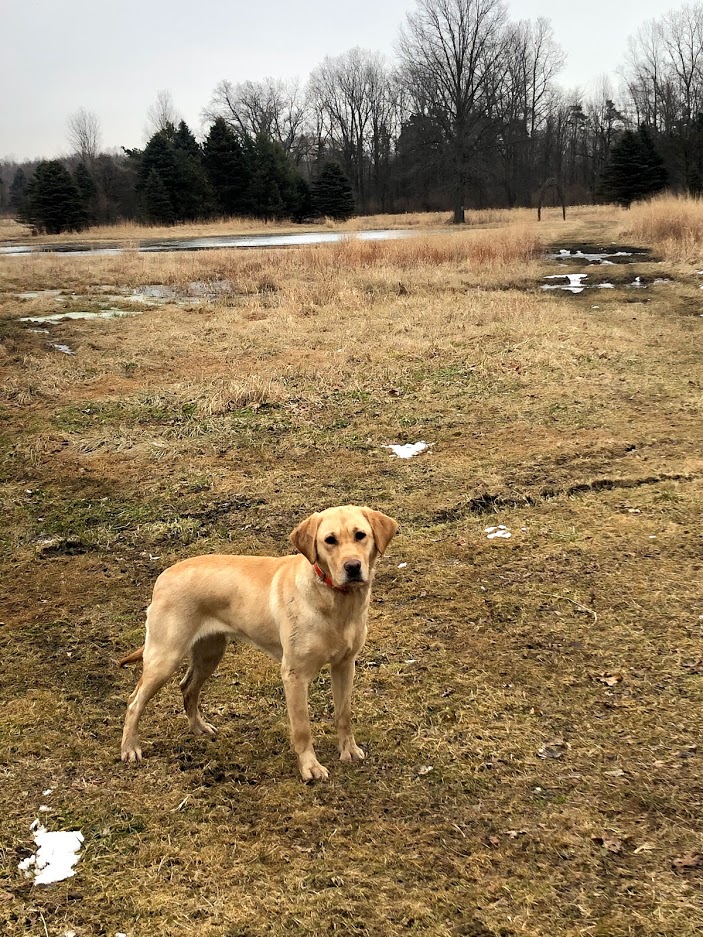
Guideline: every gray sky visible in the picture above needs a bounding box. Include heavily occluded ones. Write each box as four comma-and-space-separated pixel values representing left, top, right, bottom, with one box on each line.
1, 0, 679, 162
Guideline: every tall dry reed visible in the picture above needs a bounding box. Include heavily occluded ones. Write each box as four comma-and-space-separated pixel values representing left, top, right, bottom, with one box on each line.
625, 193, 703, 260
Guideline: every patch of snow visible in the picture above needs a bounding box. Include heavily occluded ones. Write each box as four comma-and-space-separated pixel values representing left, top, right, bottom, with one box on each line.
384, 441, 432, 459
398, 562, 408, 569
18, 820, 83, 885
485, 525, 512, 540
21, 309, 137, 324
51, 343, 75, 355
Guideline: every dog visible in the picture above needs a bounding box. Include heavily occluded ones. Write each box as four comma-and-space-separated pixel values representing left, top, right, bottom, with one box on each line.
119, 505, 398, 780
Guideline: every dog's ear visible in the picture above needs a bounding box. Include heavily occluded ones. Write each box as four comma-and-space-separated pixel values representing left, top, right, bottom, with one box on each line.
361, 508, 399, 555
290, 512, 321, 564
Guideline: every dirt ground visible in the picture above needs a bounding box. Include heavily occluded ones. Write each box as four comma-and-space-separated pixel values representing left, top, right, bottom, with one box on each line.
1, 207, 702, 936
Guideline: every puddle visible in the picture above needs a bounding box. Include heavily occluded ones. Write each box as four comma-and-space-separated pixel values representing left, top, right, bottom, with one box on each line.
0, 229, 414, 258
14, 289, 64, 300
131, 285, 178, 301
51, 343, 75, 355
549, 246, 649, 264
187, 279, 232, 297
542, 247, 675, 295
542, 274, 615, 293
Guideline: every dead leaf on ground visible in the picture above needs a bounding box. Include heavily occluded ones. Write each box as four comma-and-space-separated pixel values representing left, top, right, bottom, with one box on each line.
672, 853, 703, 874
604, 768, 626, 777
504, 829, 529, 839
592, 834, 623, 854
592, 671, 624, 687
682, 658, 703, 674
537, 739, 569, 759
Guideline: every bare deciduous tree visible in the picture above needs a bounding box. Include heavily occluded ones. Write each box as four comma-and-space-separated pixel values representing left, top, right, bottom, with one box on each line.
398, 0, 509, 222
309, 48, 396, 211
204, 78, 308, 159
146, 90, 181, 136
66, 108, 102, 163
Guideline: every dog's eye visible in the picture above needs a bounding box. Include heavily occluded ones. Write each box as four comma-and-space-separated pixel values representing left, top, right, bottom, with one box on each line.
324, 535, 337, 546
355, 531, 367, 541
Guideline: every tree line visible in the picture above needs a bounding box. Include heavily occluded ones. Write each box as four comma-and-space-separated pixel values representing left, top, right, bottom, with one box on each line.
3, 0, 702, 231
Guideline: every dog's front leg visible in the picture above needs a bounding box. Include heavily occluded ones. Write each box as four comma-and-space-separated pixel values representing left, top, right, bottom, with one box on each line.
281, 663, 329, 781
331, 657, 365, 763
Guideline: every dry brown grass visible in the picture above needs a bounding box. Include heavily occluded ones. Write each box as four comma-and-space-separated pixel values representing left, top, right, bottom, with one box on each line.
624, 193, 703, 261
0, 218, 33, 240
1, 205, 703, 936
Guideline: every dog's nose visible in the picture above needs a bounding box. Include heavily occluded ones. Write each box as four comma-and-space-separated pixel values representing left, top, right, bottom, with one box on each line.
344, 559, 362, 578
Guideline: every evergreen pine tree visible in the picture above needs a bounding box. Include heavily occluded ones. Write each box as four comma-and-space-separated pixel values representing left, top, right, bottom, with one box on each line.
26, 161, 87, 233
137, 123, 213, 222
173, 120, 201, 158
9, 169, 30, 221
203, 118, 254, 216
172, 122, 214, 221
138, 131, 180, 220
73, 162, 98, 224
143, 170, 175, 224
600, 127, 668, 208
250, 134, 297, 219
290, 175, 316, 222
312, 163, 355, 219
637, 125, 668, 195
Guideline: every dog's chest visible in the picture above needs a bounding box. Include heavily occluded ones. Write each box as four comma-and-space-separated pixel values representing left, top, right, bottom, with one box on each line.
322, 616, 367, 665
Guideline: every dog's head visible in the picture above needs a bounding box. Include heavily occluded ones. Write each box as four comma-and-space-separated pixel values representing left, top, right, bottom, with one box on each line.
290, 505, 398, 590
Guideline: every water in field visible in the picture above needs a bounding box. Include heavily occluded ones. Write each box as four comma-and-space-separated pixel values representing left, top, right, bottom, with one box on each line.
0, 228, 413, 257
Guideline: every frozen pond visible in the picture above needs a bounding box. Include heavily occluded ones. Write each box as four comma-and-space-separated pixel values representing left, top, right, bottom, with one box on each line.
0, 228, 414, 257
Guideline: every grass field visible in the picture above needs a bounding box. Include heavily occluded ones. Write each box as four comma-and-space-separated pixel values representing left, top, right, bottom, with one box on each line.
1, 204, 703, 936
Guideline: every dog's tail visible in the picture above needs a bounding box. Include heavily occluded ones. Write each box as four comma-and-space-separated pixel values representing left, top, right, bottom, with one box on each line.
118, 645, 144, 668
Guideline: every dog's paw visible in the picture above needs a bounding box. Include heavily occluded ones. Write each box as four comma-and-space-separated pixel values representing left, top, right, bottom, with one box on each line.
299, 755, 329, 782
121, 745, 142, 764
340, 742, 365, 763
191, 716, 217, 739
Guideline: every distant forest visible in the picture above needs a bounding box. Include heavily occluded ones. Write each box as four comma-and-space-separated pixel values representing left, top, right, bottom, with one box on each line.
3, 0, 703, 230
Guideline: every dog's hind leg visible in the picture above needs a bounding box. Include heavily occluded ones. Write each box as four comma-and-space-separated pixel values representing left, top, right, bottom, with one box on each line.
180, 633, 229, 739
121, 617, 191, 764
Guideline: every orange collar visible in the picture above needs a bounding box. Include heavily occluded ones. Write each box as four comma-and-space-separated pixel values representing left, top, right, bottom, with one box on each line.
313, 562, 349, 594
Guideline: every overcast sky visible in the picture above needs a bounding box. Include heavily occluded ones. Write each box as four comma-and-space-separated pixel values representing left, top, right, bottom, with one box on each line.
1, 0, 680, 162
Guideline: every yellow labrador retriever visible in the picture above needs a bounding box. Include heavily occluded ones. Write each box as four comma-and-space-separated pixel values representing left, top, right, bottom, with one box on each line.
119, 505, 398, 780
